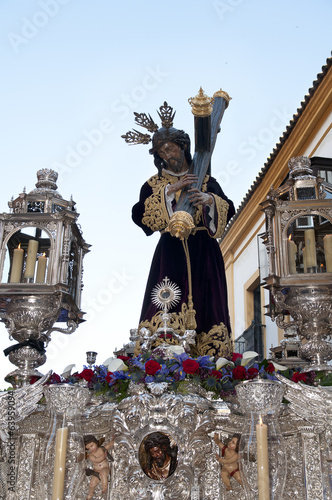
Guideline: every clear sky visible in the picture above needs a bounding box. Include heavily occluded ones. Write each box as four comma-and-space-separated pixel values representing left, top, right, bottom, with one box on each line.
0, 0, 331, 385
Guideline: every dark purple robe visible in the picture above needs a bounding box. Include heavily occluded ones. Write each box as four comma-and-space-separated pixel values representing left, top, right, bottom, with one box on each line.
132, 170, 235, 356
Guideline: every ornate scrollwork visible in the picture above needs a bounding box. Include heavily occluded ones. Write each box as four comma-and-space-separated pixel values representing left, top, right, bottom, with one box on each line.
15, 435, 37, 500
3, 295, 62, 342
5, 376, 330, 499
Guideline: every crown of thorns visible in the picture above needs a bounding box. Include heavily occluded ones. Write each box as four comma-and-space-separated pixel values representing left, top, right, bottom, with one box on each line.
121, 102, 176, 145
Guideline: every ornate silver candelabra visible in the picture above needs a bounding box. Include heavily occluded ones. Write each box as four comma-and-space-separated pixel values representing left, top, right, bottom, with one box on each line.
261, 156, 332, 371
86, 351, 97, 368
0, 169, 91, 386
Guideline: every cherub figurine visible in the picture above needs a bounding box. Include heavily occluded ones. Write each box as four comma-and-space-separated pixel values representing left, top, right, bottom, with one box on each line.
214, 433, 243, 491
84, 434, 115, 500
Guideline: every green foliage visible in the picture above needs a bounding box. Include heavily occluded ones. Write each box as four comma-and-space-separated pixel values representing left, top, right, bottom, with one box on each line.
318, 372, 332, 386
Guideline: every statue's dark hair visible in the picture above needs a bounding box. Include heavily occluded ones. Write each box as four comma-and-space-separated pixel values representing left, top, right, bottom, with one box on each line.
144, 432, 171, 453
149, 128, 192, 176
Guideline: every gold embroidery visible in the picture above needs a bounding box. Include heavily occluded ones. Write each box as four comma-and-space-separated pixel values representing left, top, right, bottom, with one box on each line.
136, 310, 231, 358
211, 196, 229, 239
142, 175, 170, 231
142, 173, 219, 232
193, 323, 232, 357
138, 303, 188, 334
134, 308, 186, 356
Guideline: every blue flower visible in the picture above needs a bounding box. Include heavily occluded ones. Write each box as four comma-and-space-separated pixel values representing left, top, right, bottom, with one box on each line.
92, 382, 102, 391
196, 355, 214, 369
112, 371, 129, 380
130, 371, 143, 382
205, 377, 217, 389
131, 357, 145, 371
168, 353, 190, 374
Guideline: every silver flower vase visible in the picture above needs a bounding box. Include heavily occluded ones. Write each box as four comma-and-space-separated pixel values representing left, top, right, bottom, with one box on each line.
236, 379, 286, 500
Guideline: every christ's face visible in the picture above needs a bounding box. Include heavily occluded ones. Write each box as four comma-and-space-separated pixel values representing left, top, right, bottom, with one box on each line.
150, 446, 163, 460
149, 446, 166, 466
158, 142, 184, 173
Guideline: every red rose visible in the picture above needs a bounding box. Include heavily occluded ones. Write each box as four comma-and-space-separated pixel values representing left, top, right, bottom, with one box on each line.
105, 372, 114, 384
117, 355, 131, 362
182, 359, 200, 374
29, 376, 39, 385
266, 363, 275, 374
232, 353, 243, 363
49, 373, 62, 384
247, 367, 259, 379
78, 368, 94, 382
211, 370, 222, 379
291, 372, 308, 383
232, 365, 247, 380
145, 360, 161, 375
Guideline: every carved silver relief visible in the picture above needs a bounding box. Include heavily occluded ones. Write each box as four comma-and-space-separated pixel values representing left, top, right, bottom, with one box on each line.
0, 378, 330, 499
3, 223, 16, 236
15, 435, 37, 500
300, 428, 325, 500
272, 285, 332, 367
4, 294, 62, 342
45, 221, 58, 237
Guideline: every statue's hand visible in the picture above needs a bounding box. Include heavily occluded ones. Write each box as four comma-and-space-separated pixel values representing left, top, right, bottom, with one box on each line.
188, 188, 213, 207
167, 174, 198, 195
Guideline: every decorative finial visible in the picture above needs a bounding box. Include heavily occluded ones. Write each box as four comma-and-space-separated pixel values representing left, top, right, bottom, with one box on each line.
35, 169, 58, 191
86, 351, 97, 368
133, 112, 158, 133
122, 101, 176, 145
213, 88, 232, 108
288, 156, 313, 178
121, 130, 151, 145
157, 102, 175, 129
188, 87, 214, 117
167, 211, 195, 240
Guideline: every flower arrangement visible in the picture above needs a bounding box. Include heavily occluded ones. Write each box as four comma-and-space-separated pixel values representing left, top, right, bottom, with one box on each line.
41, 348, 330, 403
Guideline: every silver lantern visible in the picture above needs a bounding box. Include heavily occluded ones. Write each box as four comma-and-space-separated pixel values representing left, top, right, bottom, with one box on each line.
0, 169, 91, 386
261, 156, 332, 371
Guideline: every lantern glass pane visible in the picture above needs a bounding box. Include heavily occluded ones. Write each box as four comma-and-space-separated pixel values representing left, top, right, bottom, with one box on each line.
287, 215, 332, 274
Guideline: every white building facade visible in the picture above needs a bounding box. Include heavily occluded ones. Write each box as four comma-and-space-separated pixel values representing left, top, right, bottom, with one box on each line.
220, 56, 332, 359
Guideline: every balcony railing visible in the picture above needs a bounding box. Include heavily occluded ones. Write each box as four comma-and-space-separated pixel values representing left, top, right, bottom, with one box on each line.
234, 321, 265, 359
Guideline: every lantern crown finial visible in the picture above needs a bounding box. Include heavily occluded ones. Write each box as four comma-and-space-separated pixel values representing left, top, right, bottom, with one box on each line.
28, 169, 63, 199
288, 156, 313, 178
35, 169, 58, 191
